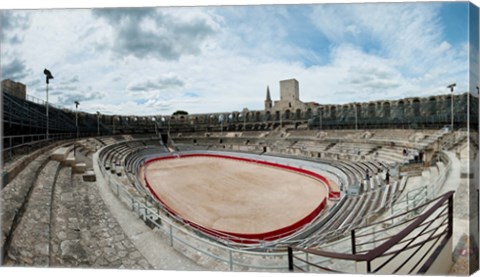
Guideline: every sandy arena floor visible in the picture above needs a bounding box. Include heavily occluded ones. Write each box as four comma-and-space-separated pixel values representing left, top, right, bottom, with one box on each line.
143, 155, 328, 236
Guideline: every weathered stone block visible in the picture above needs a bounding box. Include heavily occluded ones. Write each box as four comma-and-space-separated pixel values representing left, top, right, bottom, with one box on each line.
51, 147, 70, 161
64, 153, 76, 167
83, 171, 96, 182
73, 163, 87, 174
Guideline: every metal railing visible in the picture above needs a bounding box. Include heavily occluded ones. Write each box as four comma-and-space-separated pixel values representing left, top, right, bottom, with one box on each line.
288, 191, 454, 274
95, 134, 455, 272
96, 149, 292, 271
389, 150, 452, 221
2, 133, 77, 164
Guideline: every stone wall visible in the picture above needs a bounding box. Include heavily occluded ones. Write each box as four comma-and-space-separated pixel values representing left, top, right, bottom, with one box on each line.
151, 93, 475, 132
91, 93, 475, 134
4, 81, 477, 137
1, 79, 26, 100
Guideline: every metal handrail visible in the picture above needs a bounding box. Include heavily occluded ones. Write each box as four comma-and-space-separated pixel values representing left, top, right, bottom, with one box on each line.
96, 148, 294, 271
95, 132, 456, 272
288, 190, 454, 274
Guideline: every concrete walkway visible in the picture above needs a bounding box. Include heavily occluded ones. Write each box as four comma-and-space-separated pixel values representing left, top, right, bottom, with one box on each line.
92, 152, 204, 271
440, 151, 477, 274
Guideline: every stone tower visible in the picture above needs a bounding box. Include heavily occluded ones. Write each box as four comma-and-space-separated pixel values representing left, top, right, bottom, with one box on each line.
265, 86, 272, 110
280, 79, 299, 101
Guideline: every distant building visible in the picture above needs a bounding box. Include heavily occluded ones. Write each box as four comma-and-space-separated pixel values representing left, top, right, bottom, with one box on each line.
264, 86, 273, 110
265, 79, 317, 112
2, 79, 26, 100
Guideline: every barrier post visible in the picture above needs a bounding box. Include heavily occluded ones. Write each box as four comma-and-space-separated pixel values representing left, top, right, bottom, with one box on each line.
351, 229, 356, 254
287, 247, 294, 272
305, 252, 310, 271
448, 193, 453, 237
229, 249, 233, 271
9, 137, 13, 159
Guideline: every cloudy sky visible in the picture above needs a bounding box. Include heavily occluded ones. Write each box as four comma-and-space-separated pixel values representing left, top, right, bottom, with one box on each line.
1, 1, 478, 116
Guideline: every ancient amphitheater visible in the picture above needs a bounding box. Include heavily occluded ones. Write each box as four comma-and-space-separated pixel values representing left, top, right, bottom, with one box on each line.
1, 79, 478, 274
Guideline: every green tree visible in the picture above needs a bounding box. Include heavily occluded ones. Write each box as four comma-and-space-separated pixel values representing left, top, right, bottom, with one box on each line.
172, 110, 188, 115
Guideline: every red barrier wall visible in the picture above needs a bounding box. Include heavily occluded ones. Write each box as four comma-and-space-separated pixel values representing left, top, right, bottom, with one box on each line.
143, 153, 333, 243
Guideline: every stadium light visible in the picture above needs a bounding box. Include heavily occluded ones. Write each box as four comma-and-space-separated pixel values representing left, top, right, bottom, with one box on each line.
161, 116, 165, 133
354, 104, 358, 130
219, 114, 224, 134
319, 107, 323, 130
447, 83, 456, 131
243, 113, 247, 130
97, 111, 100, 136
161, 116, 170, 136
43, 69, 54, 140
75, 101, 80, 138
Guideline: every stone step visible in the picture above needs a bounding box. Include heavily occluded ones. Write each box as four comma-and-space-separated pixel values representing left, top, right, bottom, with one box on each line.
73, 163, 87, 174
7, 160, 61, 265
83, 170, 96, 182
1, 152, 51, 262
64, 152, 76, 167
51, 147, 71, 162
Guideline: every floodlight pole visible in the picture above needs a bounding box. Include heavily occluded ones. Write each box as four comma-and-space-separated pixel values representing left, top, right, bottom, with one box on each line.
161, 117, 165, 134
447, 83, 456, 131
354, 104, 358, 130
244, 113, 246, 131
168, 117, 170, 137
73, 101, 79, 159
75, 101, 79, 138
97, 111, 100, 136
319, 107, 323, 130
220, 115, 224, 135
46, 83, 49, 141
43, 69, 53, 141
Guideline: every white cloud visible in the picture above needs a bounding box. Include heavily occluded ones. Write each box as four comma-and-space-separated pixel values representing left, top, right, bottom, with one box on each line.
0, 2, 471, 117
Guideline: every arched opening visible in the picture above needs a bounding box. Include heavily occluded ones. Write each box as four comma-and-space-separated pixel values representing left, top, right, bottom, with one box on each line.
306, 108, 312, 118
397, 101, 405, 118
330, 106, 336, 120
444, 96, 452, 110
343, 105, 349, 119
413, 99, 421, 116
368, 103, 376, 118
285, 109, 291, 120
428, 97, 437, 116
355, 104, 361, 119
295, 109, 301, 119
383, 102, 391, 118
